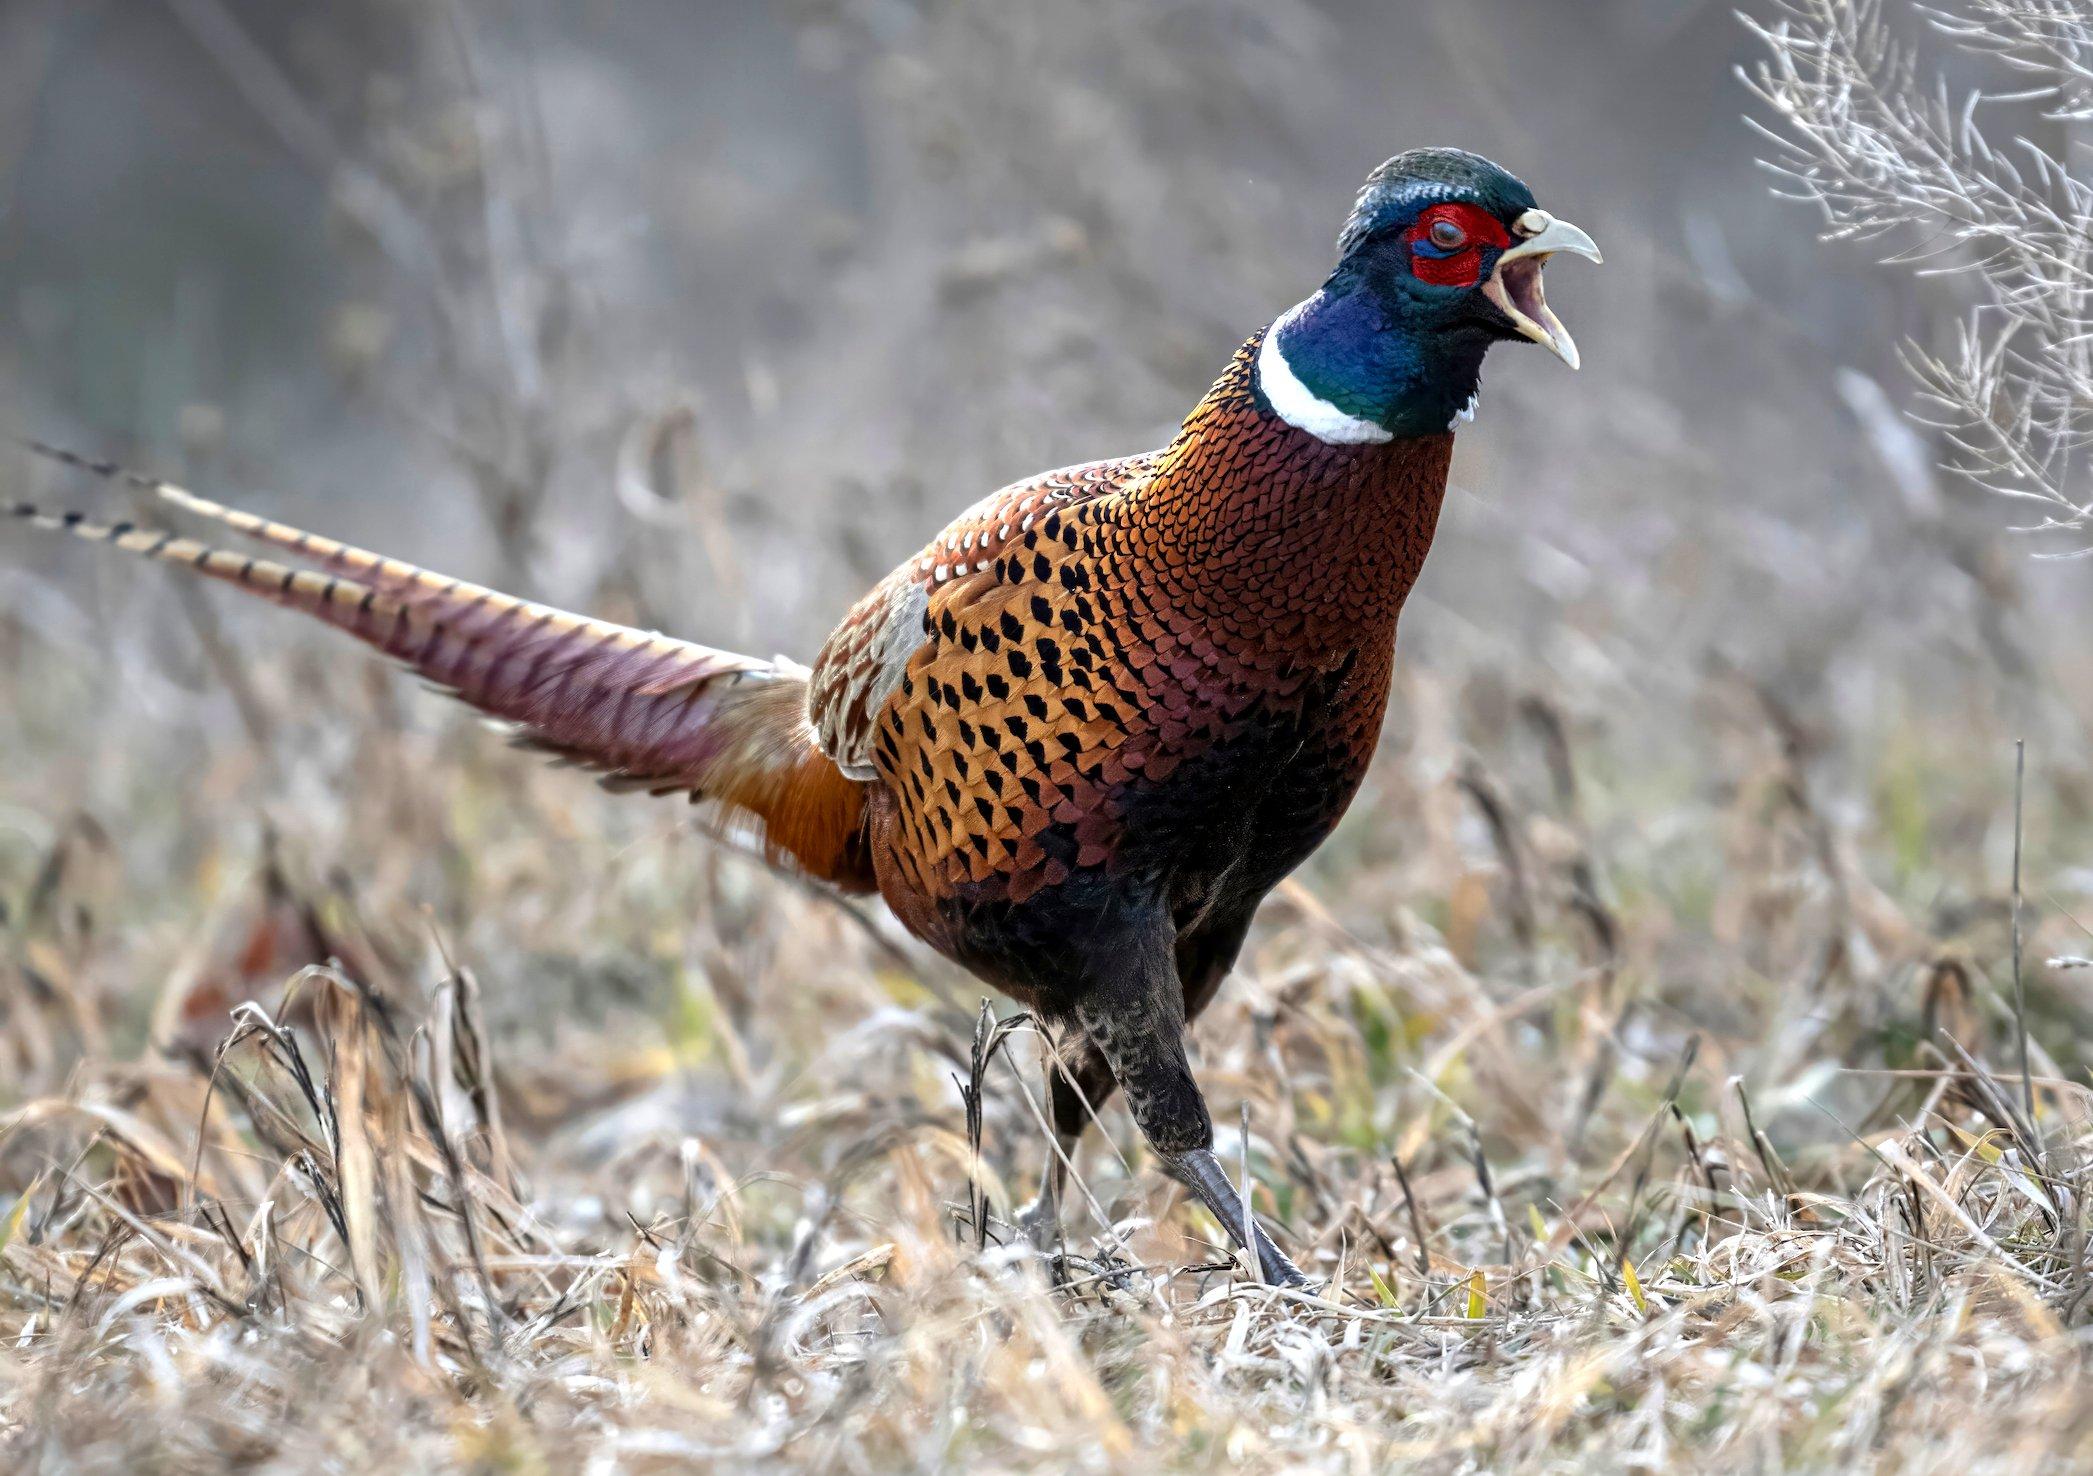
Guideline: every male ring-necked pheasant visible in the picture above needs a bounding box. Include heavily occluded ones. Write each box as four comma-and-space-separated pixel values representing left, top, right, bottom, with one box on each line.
11, 149, 1597, 1285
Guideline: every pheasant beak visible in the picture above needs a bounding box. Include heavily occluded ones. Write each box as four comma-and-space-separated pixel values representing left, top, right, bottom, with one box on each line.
1482, 209, 1602, 370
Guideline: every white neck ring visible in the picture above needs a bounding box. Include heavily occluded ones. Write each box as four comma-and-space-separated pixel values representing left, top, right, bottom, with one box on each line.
1254, 308, 1395, 445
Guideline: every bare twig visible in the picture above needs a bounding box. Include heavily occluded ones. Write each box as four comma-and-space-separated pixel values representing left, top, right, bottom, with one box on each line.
1745, 0, 2093, 548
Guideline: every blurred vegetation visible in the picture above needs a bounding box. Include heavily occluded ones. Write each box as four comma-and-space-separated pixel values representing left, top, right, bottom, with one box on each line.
2, 1, 2092, 1469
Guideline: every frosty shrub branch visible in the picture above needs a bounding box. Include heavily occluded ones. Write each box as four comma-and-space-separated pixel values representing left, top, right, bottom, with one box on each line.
1747, 0, 2093, 548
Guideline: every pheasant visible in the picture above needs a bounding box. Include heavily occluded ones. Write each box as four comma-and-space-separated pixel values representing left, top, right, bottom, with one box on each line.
10, 148, 1597, 1285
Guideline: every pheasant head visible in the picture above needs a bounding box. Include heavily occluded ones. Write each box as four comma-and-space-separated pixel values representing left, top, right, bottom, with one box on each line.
1257, 147, 1602, 442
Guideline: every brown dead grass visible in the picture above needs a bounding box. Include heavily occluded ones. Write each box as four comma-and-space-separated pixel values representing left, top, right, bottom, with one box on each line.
5, 7, 2093, 1466
3, 629, 2091, 1473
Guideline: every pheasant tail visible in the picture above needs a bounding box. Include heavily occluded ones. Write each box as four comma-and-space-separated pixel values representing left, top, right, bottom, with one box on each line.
9, 452, 872, 890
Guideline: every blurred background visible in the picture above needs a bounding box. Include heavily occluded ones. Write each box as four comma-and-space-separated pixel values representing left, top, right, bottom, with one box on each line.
3, 0, 2090, 1216
10, 5, 2093, 1463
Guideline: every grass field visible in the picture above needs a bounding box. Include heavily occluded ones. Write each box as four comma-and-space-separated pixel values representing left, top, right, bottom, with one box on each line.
6, 1, 2093, 1469
3, 570, 2091, 1470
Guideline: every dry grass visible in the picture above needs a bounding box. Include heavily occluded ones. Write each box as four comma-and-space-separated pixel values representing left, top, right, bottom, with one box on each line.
3, 619, 2091, 1472
7, 2, 2093, 1470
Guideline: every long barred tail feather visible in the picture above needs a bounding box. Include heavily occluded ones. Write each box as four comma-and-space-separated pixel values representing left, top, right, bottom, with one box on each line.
7, 448, 874, 891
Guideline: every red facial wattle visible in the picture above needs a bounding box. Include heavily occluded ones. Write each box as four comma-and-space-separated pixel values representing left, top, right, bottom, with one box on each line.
1403, 202, 1511, 287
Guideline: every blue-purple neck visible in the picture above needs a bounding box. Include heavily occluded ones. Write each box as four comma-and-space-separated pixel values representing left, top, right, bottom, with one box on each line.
1265, 279, 1488, 439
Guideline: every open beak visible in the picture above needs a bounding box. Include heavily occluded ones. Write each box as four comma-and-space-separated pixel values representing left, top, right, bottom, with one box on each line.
1481, 210, 1602, 370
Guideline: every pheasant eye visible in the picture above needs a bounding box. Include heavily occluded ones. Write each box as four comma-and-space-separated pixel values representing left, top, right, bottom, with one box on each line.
1428, 219, 1467, 250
